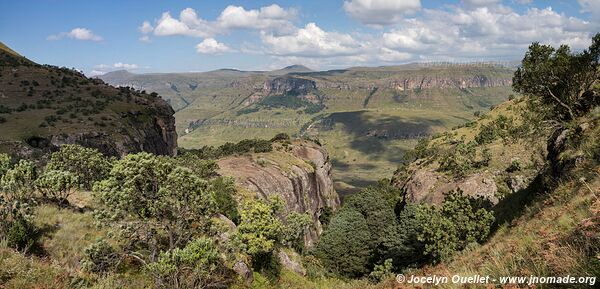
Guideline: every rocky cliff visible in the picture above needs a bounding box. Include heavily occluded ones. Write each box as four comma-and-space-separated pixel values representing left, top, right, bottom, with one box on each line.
392, 100, 547, 206
217, 140, 340, 248
0, 43, 177, 158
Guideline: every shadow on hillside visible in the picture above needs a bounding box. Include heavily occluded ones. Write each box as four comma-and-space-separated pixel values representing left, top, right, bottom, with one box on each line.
491, 168, 562, 231
321, 111, 442, 154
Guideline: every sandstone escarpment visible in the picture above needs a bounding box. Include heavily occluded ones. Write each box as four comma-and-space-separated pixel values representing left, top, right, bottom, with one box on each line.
217, 140, 340, 248
263, 76, 317, 96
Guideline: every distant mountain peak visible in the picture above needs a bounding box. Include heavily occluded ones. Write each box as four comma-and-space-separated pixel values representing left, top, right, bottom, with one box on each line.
281, 64, 312, 71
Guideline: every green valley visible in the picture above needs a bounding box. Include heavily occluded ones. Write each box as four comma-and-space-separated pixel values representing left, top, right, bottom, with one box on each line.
101, 64, 514, 195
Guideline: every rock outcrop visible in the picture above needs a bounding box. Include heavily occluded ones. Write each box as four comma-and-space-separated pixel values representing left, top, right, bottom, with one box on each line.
398, 167, 499, 205
218, 140, 340, 248
263, 76, 317, 96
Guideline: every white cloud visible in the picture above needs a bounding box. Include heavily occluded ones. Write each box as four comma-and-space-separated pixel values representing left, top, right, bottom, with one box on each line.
144, 5, 296, 39
463, 0, 501, 7
153, 9, 217, 38
261, 23, 363, 57
217, 4, 296, 33
578, 0, 600, 17
343, 0, 421, 25
195, 38, 233, 54
113, 62, 138, 69
90, 62, 139, 76
139, 21, 153, 34
48, 28, 103, 41
377, 6, 593, 62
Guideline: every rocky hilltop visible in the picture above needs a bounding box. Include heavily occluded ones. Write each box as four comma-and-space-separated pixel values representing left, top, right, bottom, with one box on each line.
0, 42, 177, 158
218, 140, 340, 248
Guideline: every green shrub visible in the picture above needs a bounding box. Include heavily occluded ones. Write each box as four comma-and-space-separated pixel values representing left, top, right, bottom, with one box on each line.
35, 169, 80, 204
210, 177, 239, 223
146, 237, 232, 289
416, 190, 495, 262
0, 159, 37, 201
237, 198, 283, 270
81, 239, 119, 274
282, 212, 312, 252
47, 144, 110, 190
369, 259, 394, 283
0, 195, 38, 252
506, 160, 522, 173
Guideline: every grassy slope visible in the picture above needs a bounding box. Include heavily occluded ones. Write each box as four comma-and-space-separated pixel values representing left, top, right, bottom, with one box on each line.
0, 45, 171, 157
375, 104, 600, 288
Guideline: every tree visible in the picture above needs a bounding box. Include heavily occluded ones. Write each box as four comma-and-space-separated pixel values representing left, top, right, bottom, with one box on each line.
93, 153, 217, 263
344, 186, 397, 248
0, 159, 37, 201
236, 198, 283, 270
209, 177, 239, 224
47, 144, 110, 190
35, 169, 79, 204
146, 237, 232, 289
314, 208, 372, 277
513, 33, 600, 121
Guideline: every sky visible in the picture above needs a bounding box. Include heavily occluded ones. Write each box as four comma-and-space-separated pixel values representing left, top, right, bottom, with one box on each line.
1, 0, 599, 75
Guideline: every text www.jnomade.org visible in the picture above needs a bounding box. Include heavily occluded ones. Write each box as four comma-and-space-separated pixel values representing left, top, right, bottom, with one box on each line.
396, 274, 597, 286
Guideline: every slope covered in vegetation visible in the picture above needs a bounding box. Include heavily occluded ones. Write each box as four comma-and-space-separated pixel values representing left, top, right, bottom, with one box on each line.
0, 42, 177, 158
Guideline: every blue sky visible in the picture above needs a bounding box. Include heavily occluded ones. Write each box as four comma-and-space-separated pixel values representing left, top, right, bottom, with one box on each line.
1, 0, 598, 75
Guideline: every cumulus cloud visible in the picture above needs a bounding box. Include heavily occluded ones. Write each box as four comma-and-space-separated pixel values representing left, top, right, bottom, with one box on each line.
217, 4, 296, 33
260, 23, 363, 57
377, 6, 592, 62
343, 0, 421, 25
196, 38, 233, 54
143, 4, 296, 39
462, 0, 501, 7
578, 0, 600, 18
48, 28, 103, 41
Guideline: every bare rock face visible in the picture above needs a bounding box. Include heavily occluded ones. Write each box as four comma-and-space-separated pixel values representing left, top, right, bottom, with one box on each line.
263, 76, 317, 96
47, 99, 177, 158
218, 140, 340, 248
278, 250, 306, 276
397, 167, 499, 205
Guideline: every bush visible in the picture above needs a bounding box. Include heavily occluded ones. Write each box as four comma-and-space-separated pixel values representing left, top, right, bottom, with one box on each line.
35, 169, 79, 203
0, 195, 38, 252
0, 153, 10, 177
506, 160, 522, 173
146, 237, 232, 289
416, 190, 495, 262
237, 198, 283, 270
0, 159, 37, 201
369, 259, 394, 283
210, 177, 239, 224
281, 212, 312, 252
81, 239, 119, 274
47, 144, 110, 190
93, 153, 217, 262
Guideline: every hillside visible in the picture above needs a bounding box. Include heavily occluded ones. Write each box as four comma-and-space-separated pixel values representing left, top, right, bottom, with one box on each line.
378, 99, 600, 288
0, 42, 177, 158
101, 64, 514, 195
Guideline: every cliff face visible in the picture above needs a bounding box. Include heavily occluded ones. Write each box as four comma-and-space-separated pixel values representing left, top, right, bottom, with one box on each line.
263, 77, 317, 95
217, 140, 340, 248
0, 44, 177, 158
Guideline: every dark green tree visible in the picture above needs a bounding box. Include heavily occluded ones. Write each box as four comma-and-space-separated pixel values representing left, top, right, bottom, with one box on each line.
314, 209, 372, 277
513, 33, 600, 120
